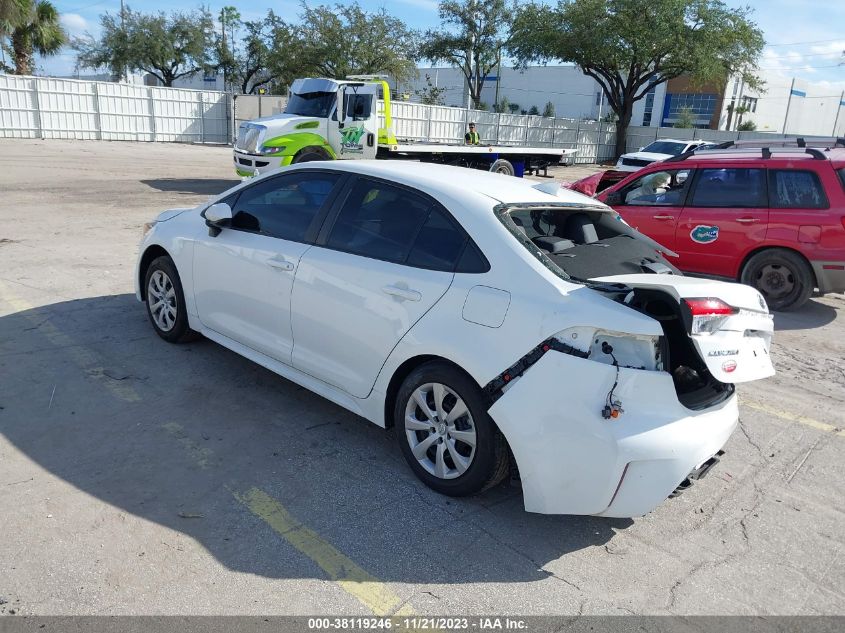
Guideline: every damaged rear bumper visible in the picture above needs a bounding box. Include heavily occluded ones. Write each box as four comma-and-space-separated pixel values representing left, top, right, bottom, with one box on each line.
488, 351, 738, 517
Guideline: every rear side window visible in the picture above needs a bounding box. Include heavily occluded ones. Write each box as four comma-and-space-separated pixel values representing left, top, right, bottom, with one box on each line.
689, 168, 766, 207
838, 168, 845, 192
768, 170, 828, 209
327, 179, 432, 263
406, 205, 468, 270
231, 172, 340, 241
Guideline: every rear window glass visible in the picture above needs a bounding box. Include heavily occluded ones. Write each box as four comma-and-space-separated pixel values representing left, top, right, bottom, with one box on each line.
768, 170, 828, 209
689, 168, 766, 207
642, 141, 687, 155
838, 168, 845, 192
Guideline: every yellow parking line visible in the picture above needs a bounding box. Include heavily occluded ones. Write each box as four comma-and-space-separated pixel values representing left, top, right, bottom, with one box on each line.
161, 423, 415, 617
0, 280, 141, 403
233, 487, 414, 616
742, 399, 845, 438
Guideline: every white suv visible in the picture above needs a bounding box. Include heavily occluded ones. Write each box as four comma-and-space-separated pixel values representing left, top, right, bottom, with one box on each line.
616, 139, 713, 171
135, 161, 774, 516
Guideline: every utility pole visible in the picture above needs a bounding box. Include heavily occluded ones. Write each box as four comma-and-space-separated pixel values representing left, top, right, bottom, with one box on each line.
782, 78, 795, 134
119, 0, 127, 82
494, 49, 501, 111
220, 8, 226, 91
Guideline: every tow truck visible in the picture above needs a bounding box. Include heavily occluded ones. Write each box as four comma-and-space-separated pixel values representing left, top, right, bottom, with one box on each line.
233, 77, 576, 178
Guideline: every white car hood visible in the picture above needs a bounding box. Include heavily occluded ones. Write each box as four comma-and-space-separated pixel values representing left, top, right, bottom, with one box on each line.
619, 151, 673, 163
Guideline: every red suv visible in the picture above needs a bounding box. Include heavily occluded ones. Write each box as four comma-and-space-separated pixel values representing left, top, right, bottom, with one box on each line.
596, 145, 845, 310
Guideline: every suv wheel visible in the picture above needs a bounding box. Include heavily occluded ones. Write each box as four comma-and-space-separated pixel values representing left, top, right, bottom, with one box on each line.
740, 248, 814, 311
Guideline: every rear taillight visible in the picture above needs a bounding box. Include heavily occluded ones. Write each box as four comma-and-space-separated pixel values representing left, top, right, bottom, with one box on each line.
682, 298, 737, 335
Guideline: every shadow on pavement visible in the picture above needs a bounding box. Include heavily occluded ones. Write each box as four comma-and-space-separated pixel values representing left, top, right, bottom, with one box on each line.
141, 178, 240, 196
773, 298, 839, 331
0, 294, 631, 586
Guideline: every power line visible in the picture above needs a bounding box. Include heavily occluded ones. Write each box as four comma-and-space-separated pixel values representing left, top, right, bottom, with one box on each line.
765, 37, 844, 47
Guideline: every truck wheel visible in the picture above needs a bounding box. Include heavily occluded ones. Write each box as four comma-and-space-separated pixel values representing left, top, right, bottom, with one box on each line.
292, 147, 330, 163
489, 159, 515, 176
740, 248, 814, 311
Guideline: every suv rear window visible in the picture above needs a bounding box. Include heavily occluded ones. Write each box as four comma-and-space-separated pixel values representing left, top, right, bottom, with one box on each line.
768, 170, 828, 209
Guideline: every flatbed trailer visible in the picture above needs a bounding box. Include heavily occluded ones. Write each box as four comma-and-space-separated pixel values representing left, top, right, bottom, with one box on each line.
233, 77, 577, 178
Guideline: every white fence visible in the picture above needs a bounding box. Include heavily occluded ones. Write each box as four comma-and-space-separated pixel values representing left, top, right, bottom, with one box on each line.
3, 76, 834, 164
0, 74, 231, 143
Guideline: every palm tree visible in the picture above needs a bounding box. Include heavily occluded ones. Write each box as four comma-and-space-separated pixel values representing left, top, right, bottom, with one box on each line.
9, 0, 65, 76
0, 0, 28, 36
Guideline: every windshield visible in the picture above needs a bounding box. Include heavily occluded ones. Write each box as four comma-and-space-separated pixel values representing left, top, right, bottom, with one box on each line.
496, 204, 678, 282
641, 141, 687, 156
285, 91, 336, 117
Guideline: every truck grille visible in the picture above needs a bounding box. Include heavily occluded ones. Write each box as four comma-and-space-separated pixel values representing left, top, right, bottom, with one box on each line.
235, 124, 264, 153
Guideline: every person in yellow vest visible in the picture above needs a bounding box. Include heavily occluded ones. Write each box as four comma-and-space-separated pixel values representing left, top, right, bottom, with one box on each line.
465, 122, 480, 145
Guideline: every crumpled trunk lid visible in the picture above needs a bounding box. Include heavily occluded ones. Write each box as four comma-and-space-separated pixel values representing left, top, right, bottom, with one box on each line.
591, 274, 775, 384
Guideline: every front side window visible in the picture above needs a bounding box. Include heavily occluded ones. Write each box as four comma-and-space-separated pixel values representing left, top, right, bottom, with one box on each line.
621, 169, 692, 206
689, 168, 766, 208
231, 172, 340, 241
768, 170, 828, 209
327, 180, 433, 263
285, 91, 336, 118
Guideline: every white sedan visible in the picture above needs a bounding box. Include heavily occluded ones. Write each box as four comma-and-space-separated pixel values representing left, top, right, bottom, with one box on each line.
615, 139, 713, 171
135, 161, 774, 516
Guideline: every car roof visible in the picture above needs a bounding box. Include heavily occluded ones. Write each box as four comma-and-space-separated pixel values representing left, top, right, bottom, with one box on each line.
644, 147, 845, 167
295, 159, 608, 207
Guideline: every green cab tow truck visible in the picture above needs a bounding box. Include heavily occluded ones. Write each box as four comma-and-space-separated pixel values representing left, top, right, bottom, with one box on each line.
233, 77, 576, 178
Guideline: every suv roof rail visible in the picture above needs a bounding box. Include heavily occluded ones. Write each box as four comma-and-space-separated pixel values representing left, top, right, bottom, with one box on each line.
663, 143, 833, 164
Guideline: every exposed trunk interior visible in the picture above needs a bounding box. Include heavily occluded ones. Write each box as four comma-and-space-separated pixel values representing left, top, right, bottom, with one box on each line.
625, 288, 734, 410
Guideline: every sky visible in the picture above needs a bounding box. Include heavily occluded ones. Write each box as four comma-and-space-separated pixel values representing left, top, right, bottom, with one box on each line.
19, 0, 845, 92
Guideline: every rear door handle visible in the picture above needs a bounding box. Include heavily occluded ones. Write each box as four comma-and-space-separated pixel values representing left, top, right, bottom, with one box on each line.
652, 215, 675, 220
266, 256, 295, 271
382, 285, 422, 302
736, 217, 760, 224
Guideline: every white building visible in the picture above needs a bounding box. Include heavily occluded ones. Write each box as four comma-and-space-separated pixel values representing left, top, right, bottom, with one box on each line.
405, 65, 845, 136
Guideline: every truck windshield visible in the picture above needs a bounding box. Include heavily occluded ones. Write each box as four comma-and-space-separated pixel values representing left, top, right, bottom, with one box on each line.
285, 91, 336, 117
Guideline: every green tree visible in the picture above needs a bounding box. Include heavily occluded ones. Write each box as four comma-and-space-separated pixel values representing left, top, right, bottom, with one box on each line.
74, 8, 214, 86
419, 0, 513, 109
493, 95, 509, 113
507, 102, 520, 114
510, 0, 764, 156
542, 100, 555, 117
216, 12, 290, 94
0, 0, 28, 37
528, 104, 539, 115
294, 2, 418, 82
673, 106, 696, 128
737, 119, 756, 131
5, 0, 65, 75
415, 73, 448, 105
215, 6, 241, 89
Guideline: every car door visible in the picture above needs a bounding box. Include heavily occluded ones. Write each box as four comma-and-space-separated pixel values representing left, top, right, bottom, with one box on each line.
674, 166, 769, 278
290, 177, 466, 398
192, 170, 343, 364
611, 167, 693, 252
327, 85, 378, 160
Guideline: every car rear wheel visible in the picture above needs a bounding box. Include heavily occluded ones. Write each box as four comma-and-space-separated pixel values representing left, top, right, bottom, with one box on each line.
144, 255, 198, 343
394, 362, 509, 496
740, 248, 814, 311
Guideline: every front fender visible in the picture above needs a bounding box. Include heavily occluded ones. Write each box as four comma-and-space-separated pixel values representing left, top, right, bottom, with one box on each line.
261, 132, 337, 159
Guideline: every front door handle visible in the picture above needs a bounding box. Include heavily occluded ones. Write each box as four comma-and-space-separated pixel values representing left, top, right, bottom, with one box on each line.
267, 257, 295, 271
736, 217, 760, 224
652, 215, 675, 221
382, 285, 422, 302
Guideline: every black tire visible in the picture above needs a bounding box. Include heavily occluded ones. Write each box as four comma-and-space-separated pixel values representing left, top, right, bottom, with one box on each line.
394, 362, 509, 497
488, 158, 515, 176
143, 255, 198, 343
292, 147, 331, 164
740, 248, 814, 311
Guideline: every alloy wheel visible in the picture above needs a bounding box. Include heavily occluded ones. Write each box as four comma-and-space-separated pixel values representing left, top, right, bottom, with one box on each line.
404, 382, 477, 480
147, 270, 177, 332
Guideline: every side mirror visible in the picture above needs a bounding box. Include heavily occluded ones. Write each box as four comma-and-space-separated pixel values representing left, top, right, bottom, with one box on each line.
205, 202, 232, 237
605, 191, 623, 206
337, 87, 347, 128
